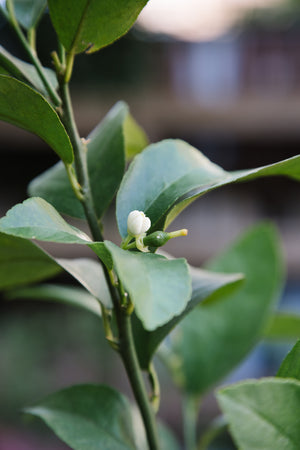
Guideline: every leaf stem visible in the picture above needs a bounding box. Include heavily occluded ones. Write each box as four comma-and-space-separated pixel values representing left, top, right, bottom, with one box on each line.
197, 416, 227, 450
6, 0, 61, 106
183, 395, 200, 450
148, 362, 161, 413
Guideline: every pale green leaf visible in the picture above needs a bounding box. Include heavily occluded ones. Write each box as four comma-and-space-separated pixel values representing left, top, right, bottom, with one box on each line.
116, 139, 300, 238
8, 0, 47, 29
217, 378, 300, 450
0, 198, 91, 244
48, 0, 149, 54
25, 384, 136, 450
0, 75, 73, 163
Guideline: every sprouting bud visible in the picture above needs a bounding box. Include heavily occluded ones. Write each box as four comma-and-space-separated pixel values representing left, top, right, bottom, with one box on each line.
143, 229, 188, 249
127, 210, 151, 237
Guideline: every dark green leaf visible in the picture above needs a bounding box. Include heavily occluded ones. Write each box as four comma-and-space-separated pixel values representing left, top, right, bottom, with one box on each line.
29, 102, 144, 219
0, 75, 73, 163
116, 139, 300, 238
0, 198, 91, 244
57, 258, 112, 308
264, 312, 300, 340
169, 224, 284, 394
133, 268, 244, 370
277, 340, 300, 381
0, 232, 61, 289
6, 284, 102, 316
0, 45, 57, 96
25, 384, 136, 450
104, 241, 191, 331
217, 378, 300, 450
9, 0, 47, 29
48, 0, 148, 54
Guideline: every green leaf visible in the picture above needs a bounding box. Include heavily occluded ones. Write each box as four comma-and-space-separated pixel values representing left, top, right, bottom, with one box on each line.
6, 284, 102, 317
0, 45, 58, 96
277, 340, 300, 381
57, 258, 112, 308
133, 268, 244, 370
123, 112, 149, 160
25, 384, 137, 450
264, 312, 300, 340
116, 139, 300, 238
103, 241, 191, 331
169, 224, 284, 395
0, 198, 91, 244
0, 75, 73, 163
48, 0, 149, 54
29, 101, 144, 219
217, 378, 300, 450
8, 0, 47, 29
0, 232, 61, 289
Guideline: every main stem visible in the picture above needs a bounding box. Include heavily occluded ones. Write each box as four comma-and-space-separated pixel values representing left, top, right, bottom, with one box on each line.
59, 80, 160, 450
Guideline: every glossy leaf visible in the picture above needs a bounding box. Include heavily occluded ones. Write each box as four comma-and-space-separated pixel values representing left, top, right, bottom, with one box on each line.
25, 384, 136, 450
0, 232, 61, 289
104, 241, 191, 331
277, 340, 300, 381
264, 312, 300, 340
133, 269, 244, 370
117, 139, 300, 238
29, 102, 147, 219
0, 198, 91, 244
217, 378, 300, 450
0, 75, 73, 163
8, 0, 47, 29
169, 224, 283, 394
57, 258, 112, 308
6, 284, 102, 317
48, 0, 148, 54
0, 45, 57, 96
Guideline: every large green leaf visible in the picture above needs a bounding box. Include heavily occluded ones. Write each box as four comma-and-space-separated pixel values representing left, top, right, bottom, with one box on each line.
217, 378, 300, 450
264, 312, 300, 340
0, 232, 61, 289
133, 269, 244, 370
25, 384, 137, 450
168, 224, 283, 395
0, 198, 91, 244
57, 258, 112, 308
102, 241, 191, 331
7, 0, 47, 29
0, 75, 73, 163
0, 45, 57, 96
277, 340, 300, 381
116, 139, 300, 238
6, 284, 102, 317
29, 101, 147, 219
48, 0, 148, 54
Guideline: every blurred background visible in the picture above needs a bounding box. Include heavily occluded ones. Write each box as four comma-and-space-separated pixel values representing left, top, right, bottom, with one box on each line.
1, 0, 300, 448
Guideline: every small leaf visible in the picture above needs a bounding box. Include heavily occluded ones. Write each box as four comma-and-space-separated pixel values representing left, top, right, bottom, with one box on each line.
0, 45, 58, 96
57, 258, 112, 308
217, 378, 300, 450
104, 241, 191, 331
8, 0, 47, 29
25, 384, 136, 450
6, 284, 102, 317
0, 232, 61, 289
48, 0, 149, 54
169, 224, 284, 394
133, 268, 244, 370
29, 102, 143, 219
0, 75, 73, 163
264, 312, 300, 340
116, 139, 300, 238
277, 340, 300, 381
0, 198, 91, 244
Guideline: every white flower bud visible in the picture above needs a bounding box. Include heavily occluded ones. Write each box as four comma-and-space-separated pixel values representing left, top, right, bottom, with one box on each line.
127, 210, 151, 237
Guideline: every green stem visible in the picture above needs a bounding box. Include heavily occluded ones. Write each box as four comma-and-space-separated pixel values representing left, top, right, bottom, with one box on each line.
183, 395, 200, 450
6, 0, 61, 106
148, 362, 161, 413
59, 68, 160, 450
197, 416, 227, 450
